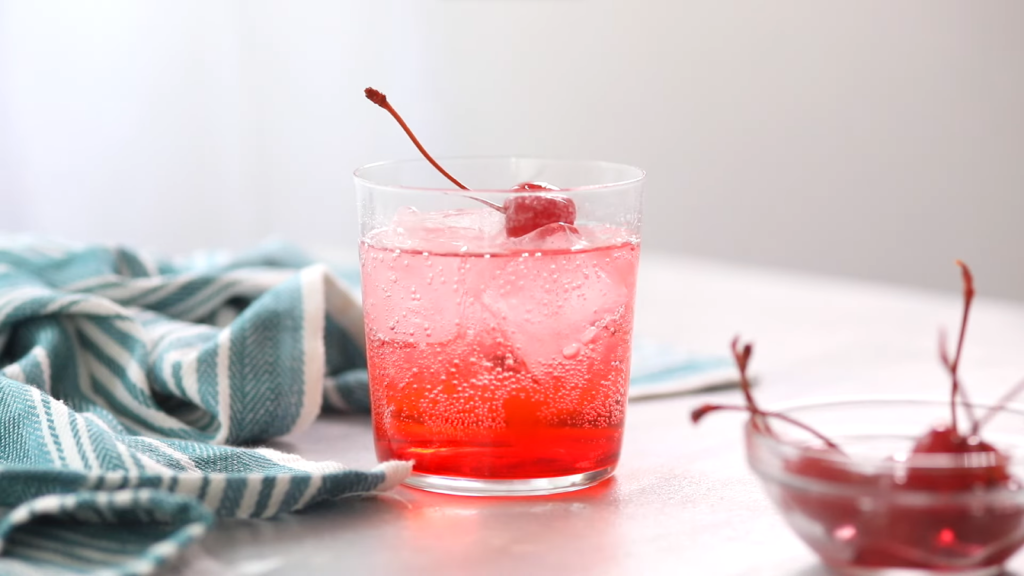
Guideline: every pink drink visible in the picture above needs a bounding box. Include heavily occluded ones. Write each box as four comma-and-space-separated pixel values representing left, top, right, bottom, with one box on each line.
360, 209, 640, 481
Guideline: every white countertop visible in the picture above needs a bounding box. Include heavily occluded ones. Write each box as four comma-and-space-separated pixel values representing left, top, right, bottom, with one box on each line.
167, 253, 1024, 575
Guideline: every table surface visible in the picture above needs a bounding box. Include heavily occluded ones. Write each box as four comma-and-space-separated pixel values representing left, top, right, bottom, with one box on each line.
169, 253, 1024, 576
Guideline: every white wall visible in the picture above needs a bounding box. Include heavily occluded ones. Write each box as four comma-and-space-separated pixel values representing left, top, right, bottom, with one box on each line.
2, 1, 1022, 298
0, 1, 414, 253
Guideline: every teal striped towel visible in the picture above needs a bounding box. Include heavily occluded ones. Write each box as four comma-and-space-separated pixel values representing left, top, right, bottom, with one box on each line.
0, 239, 411, 576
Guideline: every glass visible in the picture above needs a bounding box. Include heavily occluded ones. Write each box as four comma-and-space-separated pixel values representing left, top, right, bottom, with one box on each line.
354, 157, 644, 496
746, 398, 1024, 575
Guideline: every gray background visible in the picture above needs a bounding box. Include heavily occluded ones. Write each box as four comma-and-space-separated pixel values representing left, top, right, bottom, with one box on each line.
2, 0, 1021, 298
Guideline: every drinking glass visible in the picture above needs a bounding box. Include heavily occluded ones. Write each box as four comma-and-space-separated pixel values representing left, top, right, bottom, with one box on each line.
354, 157, 644, 496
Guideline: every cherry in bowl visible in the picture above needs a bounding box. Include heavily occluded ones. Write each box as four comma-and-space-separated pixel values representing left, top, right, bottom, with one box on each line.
745, 399, 1024, 575
693, 262, 1024, 574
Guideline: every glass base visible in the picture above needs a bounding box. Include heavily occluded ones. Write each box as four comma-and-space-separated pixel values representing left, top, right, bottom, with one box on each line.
402, 466, 616, 496
827, 564, 1002, 576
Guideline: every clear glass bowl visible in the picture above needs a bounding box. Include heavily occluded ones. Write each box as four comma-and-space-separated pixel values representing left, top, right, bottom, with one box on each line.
746, 398, 1024, 575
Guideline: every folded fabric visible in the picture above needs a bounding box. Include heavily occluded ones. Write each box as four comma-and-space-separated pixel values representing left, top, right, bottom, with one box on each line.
0, 239, 410, 576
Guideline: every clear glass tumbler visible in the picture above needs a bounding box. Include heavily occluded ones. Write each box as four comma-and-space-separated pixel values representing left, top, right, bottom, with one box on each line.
354, 157, 644, 496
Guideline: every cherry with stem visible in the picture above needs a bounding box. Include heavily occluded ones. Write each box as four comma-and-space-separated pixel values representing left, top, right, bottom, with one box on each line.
927, 262, 1024, 441
364, 88, 493, 207
364, 87, 577, 238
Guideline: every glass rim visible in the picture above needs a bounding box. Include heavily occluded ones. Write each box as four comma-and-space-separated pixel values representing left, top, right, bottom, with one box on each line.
748, 396, 1024, 471
353, 156, 646, 195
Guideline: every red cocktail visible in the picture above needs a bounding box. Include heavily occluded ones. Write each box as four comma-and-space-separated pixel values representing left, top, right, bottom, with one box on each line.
355, 156, 644, 495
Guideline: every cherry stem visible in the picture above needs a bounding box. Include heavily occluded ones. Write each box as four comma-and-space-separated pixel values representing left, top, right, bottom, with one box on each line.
692, 404, 844, 452
732, 337, 760, 413
364, 87, 504, 212
943, 260, 978, 435
975, 377, 1024, 433
730, 337, 772, 435
940, 331, 977, 435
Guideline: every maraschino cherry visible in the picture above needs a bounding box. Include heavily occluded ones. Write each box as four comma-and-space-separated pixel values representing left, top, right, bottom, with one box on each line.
364, 87, 577, 238
901, 262, 1014, 491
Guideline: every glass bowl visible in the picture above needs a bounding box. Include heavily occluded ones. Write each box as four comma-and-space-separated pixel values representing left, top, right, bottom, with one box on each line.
746, 398, 1024, 575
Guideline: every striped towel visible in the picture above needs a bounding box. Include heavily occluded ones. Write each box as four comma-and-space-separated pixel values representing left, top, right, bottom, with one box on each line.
0, 239, 411, 576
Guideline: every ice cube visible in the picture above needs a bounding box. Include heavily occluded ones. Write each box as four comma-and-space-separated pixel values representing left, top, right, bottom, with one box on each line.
505, 222, 590, 253
480, 248, 629, 365
386, 208, 505, 254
